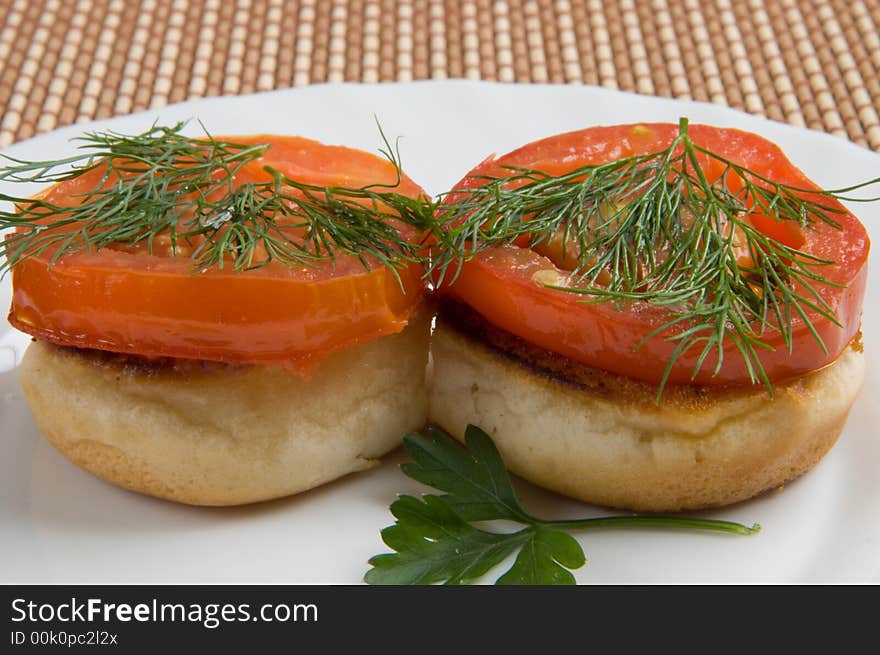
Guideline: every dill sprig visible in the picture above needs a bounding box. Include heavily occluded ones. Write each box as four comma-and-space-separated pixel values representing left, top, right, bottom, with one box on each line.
2, 118, 875, 393
431, 118, 879, 395
0, 121, 434, 279
0, 123, 266, 268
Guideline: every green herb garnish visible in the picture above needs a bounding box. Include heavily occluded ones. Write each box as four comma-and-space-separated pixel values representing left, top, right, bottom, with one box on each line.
3, 118, 876, 394
365, 425, 759, 585
0, 121, 434, 281
431, 118, 879, 395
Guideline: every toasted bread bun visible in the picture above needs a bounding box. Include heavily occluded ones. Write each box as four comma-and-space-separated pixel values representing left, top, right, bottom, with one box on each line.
19, 311, 430, 506
428, 303, 865, 511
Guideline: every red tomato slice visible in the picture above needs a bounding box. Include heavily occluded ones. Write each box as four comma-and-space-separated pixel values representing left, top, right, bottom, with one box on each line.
438, 123, 870, 387
8, 135, 427, 375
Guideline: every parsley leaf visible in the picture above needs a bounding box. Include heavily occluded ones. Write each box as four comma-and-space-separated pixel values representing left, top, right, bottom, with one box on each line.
496, 527, 586, 585
400, 425, 530, 522
365, 425, 760, 585
365, 495, 525, 585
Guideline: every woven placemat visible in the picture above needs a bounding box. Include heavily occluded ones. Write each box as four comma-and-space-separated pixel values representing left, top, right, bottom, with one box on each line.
1, 0, 879, 150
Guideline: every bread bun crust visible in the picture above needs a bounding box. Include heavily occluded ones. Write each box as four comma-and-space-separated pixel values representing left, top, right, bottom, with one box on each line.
428, 303, 865, 511
20, 311, 430, 506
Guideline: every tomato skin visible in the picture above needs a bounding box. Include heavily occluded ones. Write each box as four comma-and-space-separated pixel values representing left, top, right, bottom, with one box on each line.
439, 124, 870, 387
8, 135, 426, 372
9, 254, 423, 374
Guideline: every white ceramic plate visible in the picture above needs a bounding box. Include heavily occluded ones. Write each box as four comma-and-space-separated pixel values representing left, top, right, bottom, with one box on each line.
2, 81, 878, 584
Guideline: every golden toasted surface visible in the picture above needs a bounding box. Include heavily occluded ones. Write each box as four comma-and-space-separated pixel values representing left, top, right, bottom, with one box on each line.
429, 305, 865, 511
436, 298, 827, 409
20, 311, 431, 506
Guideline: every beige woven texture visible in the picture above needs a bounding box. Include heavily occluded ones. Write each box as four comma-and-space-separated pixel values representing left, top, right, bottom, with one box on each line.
0, 0, 879, 149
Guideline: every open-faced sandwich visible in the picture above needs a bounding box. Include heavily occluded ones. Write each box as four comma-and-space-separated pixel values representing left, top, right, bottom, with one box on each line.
3, 124, 431, 505
429, 120, 869, 511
